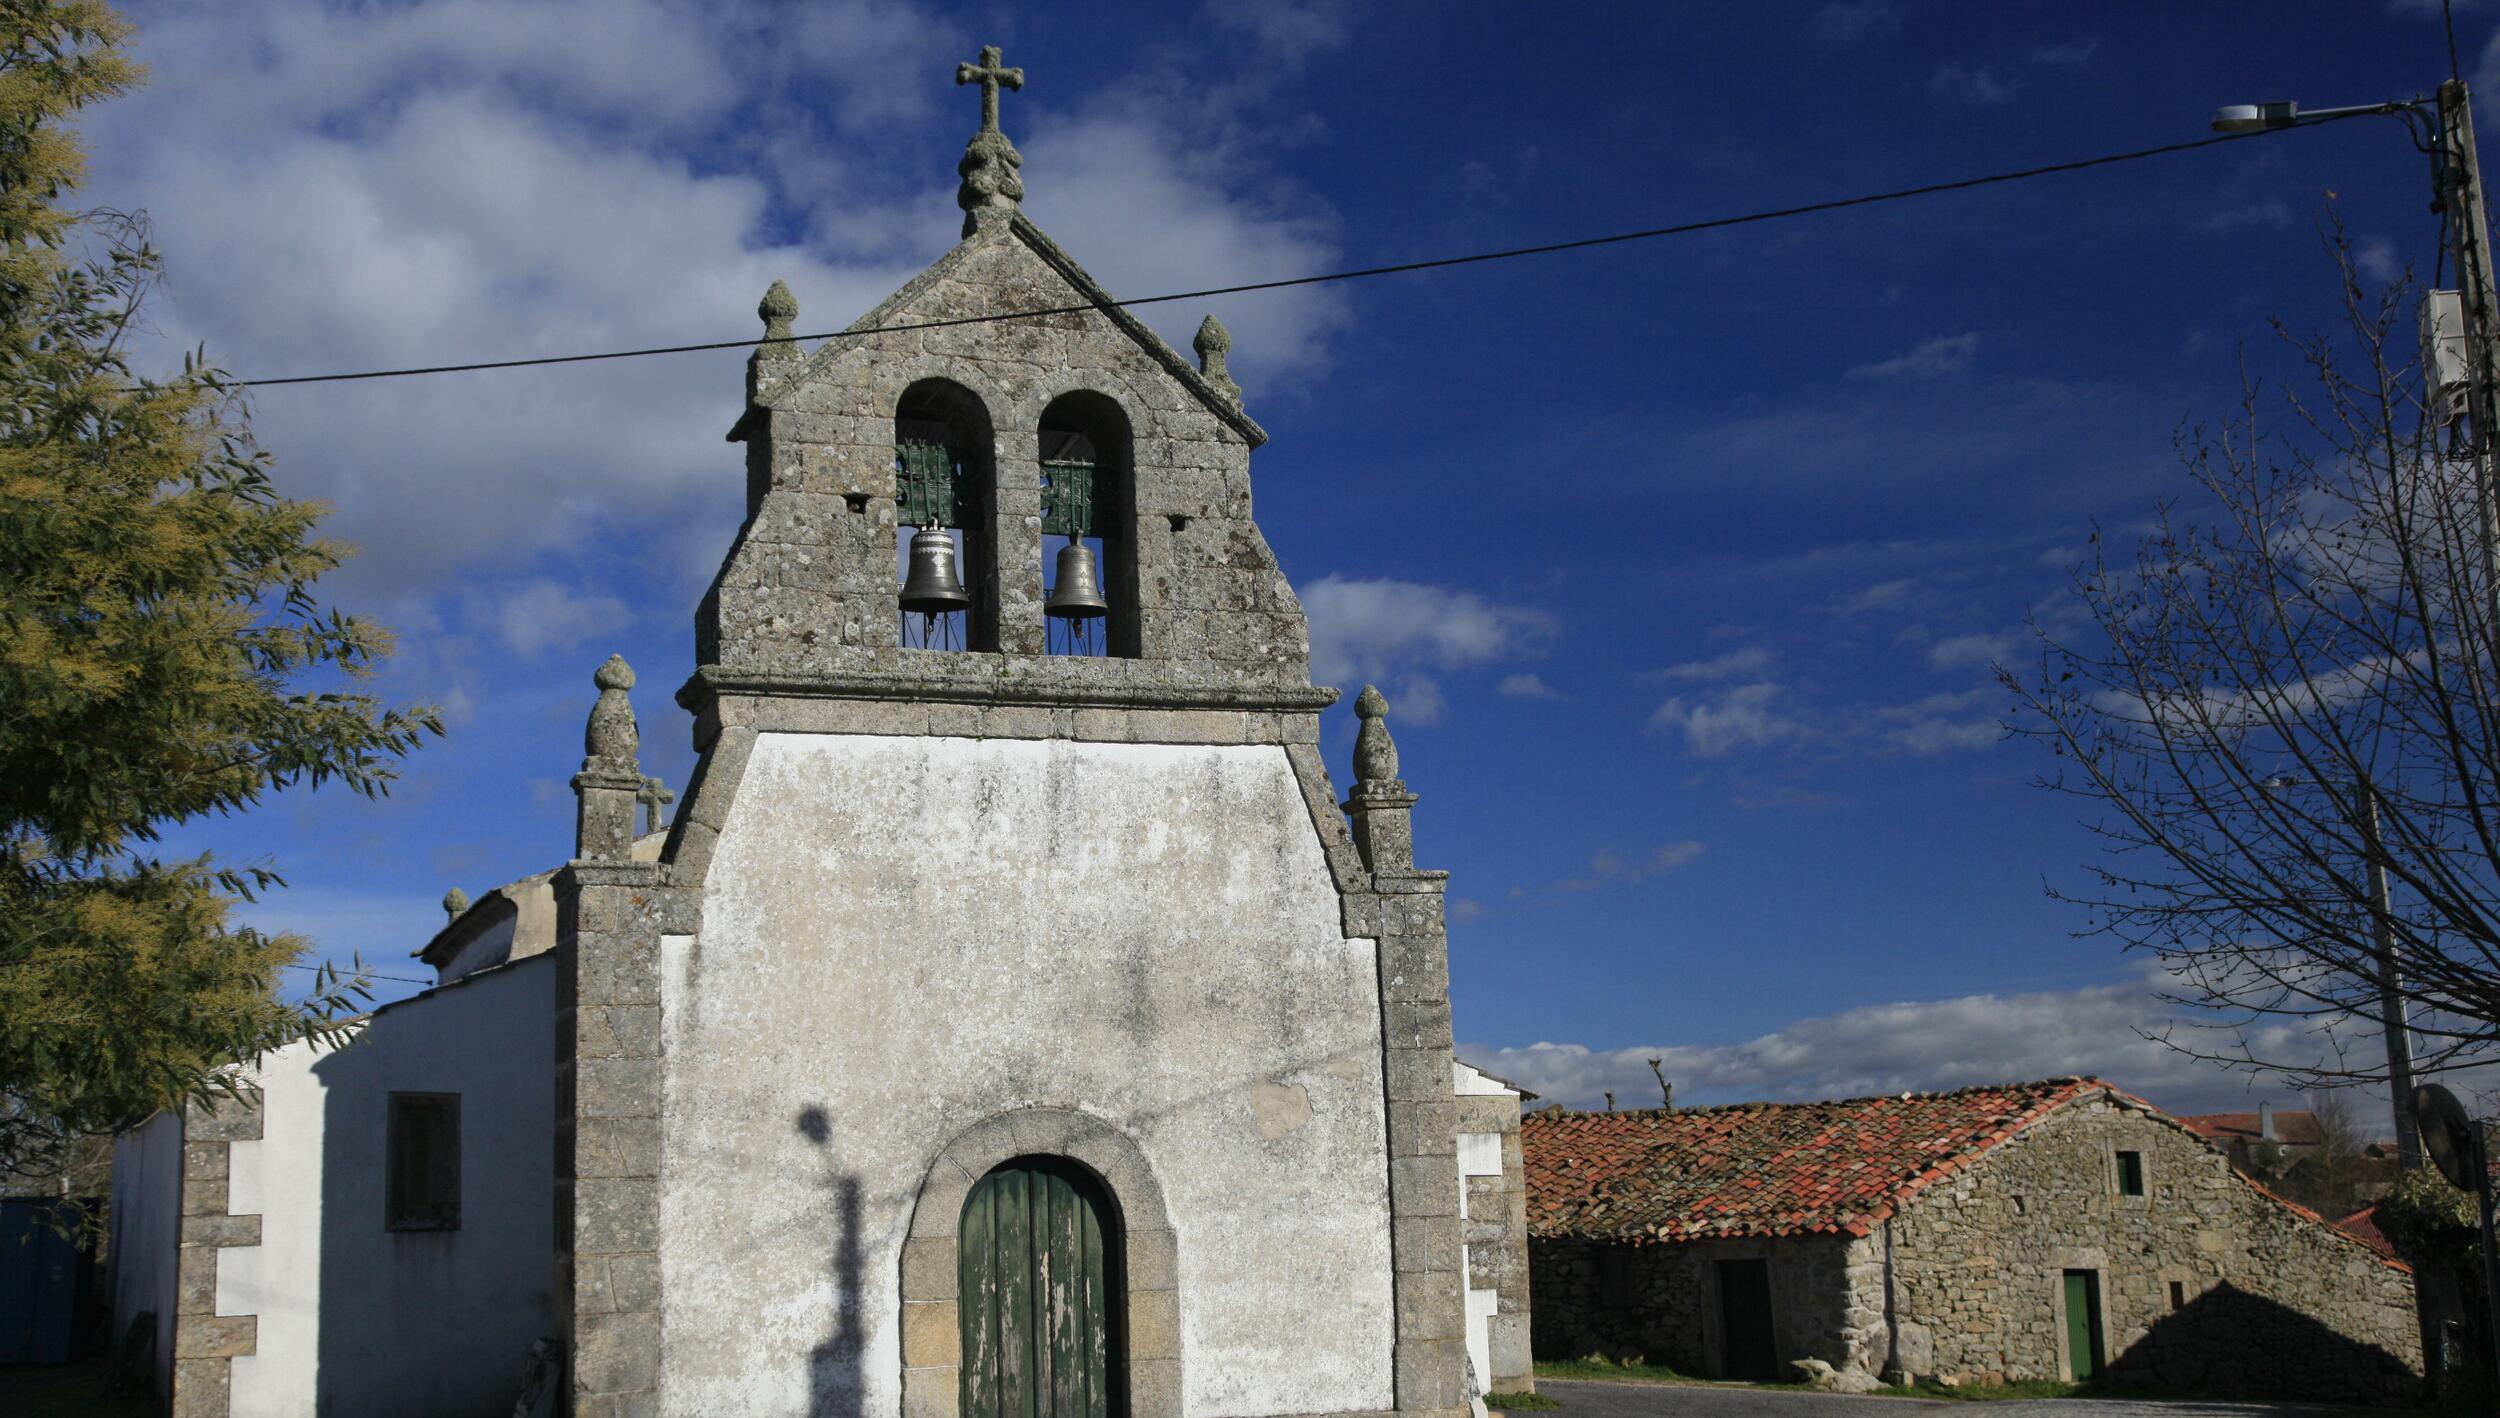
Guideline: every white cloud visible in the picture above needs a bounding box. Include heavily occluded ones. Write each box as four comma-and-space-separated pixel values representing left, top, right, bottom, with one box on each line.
1302, 576, 1557, 688
1924, 630, 2017, 669
1807, 2, 1902, 44
1833, 577, 1920, 615
1648, 682, 1807, 757
1872, 690, 2002, 754
490, 578, 633, 658
2202, 200, 2292, 234
1652, 647, 1775, 682
1929, 40, 2098, 106
1462, 969, 2386, 1116
1848, 331, 1980, 381
1497, 672, 1563, 700
1210, 0, 1352, 64
2355, 237, 2405, 286
82, 0, 1355, 610
1554, 841, 1706, 893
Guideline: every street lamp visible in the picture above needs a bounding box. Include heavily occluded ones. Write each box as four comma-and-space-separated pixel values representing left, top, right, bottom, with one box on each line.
2258, 775, 2421, 1171
2208, 84, 2500, 618
2210, 99, 2419, 132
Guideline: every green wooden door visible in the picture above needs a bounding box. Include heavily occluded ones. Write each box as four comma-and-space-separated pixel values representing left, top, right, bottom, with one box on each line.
2062, 1270, 2102, 1381
960, 1159, 1118, 1418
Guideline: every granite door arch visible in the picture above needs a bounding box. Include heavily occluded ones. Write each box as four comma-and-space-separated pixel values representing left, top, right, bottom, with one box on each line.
902, 1110, 1180, 1418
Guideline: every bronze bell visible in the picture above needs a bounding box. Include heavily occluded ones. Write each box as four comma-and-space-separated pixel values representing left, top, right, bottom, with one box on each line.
899, 526, 971, 614
1044, 540, 1109, 620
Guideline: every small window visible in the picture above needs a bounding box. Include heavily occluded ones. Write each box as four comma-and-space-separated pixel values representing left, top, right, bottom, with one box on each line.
387, 1092, 461, 1231
2115, 1150, 2145, 1197
2168, 1280, 2187, 1310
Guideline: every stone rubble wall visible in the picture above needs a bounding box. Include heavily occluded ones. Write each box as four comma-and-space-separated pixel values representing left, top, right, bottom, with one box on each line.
698, 216, 1309, 690
1883, 1095, 2417, 1400
1528, 1231, 1865, 1378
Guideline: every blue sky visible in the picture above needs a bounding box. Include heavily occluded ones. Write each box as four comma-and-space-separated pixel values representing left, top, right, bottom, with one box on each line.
84, 2, 2495, 1118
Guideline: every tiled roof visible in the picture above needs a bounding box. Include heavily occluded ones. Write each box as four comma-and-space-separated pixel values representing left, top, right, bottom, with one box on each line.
1520, 1078, 2105, 1243
2175, 1110, 2327, 1148
2333, 1206, 2397, 1259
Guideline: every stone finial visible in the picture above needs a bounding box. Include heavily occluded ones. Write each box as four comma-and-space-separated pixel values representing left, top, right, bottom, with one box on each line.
954, 45, 1026, 233
1344, 685, 1420, 874
1352, 684, 1400, 784
574, 655, 643, 861
1194, 314, 1240, 403
747, 280, 802, 403
585, 654, 639, 763
441, 887, 469, 923
757, 280, 800, 354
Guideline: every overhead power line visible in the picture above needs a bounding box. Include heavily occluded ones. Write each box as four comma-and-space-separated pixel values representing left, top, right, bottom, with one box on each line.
222, 116, 2371, 391
284, 960, 432, 986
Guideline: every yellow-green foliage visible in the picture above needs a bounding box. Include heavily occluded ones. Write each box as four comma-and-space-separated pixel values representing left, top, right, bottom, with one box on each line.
2374, 1163, 2482, 1269
0, 3, 439, 1173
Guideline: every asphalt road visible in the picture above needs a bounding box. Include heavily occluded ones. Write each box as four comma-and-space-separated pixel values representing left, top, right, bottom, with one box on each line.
1537, 1378, 2380, 1418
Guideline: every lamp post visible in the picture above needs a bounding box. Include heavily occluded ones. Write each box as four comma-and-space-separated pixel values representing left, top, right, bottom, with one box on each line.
2213, 83, 2500, 633
2260, 776, 2422, 1171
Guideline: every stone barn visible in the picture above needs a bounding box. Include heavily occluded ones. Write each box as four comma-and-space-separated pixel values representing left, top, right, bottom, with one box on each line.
1521, 1078, 2418, 1401
108, 46, 1521, 1418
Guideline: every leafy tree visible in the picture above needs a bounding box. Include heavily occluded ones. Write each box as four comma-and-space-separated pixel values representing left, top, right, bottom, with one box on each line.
2009, 230, 2500, 1133
0, 1, 438, 1177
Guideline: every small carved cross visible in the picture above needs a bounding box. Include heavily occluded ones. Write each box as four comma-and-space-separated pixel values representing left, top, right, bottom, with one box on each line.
636, 775, 675, 836
955, 45, 1023, 134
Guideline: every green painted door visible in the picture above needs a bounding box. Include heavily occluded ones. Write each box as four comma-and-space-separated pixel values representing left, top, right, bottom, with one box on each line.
2062, 1270, 2102, 1381
960, 1159, 1118, 1418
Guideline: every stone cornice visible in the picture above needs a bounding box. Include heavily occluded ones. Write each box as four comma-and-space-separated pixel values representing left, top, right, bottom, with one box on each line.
678, 664, 1335, 716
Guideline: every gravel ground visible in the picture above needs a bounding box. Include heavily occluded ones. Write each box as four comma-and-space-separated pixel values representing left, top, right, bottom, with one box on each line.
1536, 1377, 2381, 1418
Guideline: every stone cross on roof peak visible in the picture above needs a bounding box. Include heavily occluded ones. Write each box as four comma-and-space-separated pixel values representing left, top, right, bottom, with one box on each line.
956, 45, 1023, 134
953, 45, 1027, 232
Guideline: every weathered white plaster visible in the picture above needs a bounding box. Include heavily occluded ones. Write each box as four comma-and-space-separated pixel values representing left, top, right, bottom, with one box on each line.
664, 733, 1394, 1418
108, 1111, 183, 1404
221, 956, 557, 1418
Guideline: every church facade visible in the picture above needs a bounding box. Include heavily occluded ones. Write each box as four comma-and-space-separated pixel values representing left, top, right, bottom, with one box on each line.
112, 49, 1516, 1418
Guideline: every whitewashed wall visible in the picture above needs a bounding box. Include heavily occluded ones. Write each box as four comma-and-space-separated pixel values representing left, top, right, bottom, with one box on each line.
109, 1111, 184, 1404
221, 954, 557, 1418
1453, 1059, 1516, 1414
664, 734, 1396, 1418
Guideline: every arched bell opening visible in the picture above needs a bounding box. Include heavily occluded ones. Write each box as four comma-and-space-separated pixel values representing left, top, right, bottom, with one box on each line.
896, 379, 999, 651
958, 1156, 1127, 1418
1037, 391, 1136, 658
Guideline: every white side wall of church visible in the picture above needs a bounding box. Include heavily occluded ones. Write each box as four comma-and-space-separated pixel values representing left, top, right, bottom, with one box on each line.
663, 733, 1397, 1418
221, 956, 557, 1418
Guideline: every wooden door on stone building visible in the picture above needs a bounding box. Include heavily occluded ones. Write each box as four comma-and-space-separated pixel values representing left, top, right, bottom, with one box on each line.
2061, 1270, 2104, 1381
960, 1158, 1121, 1418
1714, 1258, 1780, 1381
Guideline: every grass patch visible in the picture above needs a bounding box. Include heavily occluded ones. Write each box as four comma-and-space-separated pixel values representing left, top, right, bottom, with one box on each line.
1486, 1391, 1563, 1411
1535, 1357, 1690, 1385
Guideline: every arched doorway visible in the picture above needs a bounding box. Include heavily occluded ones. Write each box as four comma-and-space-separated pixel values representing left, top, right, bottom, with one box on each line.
959, 1157, 1122, 1418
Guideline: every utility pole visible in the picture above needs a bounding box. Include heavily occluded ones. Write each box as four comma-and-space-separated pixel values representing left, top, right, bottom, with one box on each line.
2357, 792, 2422, 1171
2437, 80, 2500, 637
